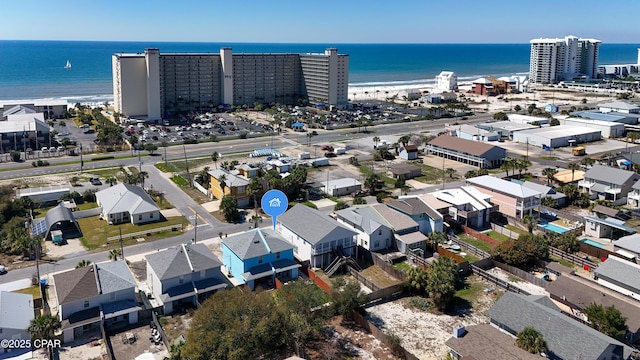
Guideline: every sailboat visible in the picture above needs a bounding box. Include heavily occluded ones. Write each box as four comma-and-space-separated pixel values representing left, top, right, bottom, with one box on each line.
64, 60, 71, 69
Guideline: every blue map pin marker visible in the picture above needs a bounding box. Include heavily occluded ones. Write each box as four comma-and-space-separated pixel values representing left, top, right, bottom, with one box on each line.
261, 189, 288, 230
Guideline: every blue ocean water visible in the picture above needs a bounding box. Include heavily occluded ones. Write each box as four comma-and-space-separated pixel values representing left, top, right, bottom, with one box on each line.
0, 41, 638, 102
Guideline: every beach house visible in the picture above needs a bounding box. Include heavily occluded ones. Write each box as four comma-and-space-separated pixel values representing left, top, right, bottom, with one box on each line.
430, 186, 495, 229
594, 256, 640, 301
334, 206, 394, 252
466, 175, 542, 219
0, 291, 35, 356
579, 164, 640, 202
387, 197, 444, 235
208, 168, 251, 207
95, 183, 161, 225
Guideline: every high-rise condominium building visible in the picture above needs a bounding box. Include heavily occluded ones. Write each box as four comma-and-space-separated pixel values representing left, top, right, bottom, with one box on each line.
112, 48, 349, 120
529, 36, 601, 84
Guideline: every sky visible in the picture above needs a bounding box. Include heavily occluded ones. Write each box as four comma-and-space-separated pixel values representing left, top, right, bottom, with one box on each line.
2, 0, 639, 43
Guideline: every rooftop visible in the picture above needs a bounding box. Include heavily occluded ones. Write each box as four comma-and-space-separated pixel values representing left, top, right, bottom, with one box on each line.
278, 204, 356, 246
321, 178, 361, 190
595, 255, 640, 292
372, 204, 419, 231
445, 324, 541, 360
467, 175, 542, 198
208, 168, 251, 187
95, 183, 160, 216
0, 291, 34, 331
428, 134, 505, 157
614, 233, 640, 254
146, 243, 222, 280
584, 164, 639, 185
514, 125, 601, 139
597, 101, 640, 111
222, 228, 293, 260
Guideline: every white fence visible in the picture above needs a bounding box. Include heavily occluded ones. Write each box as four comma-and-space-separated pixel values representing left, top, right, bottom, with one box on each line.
192, 180, 211, 198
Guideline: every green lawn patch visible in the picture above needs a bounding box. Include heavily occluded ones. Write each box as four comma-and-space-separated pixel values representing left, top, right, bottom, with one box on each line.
155, 163, 172, 173
91, 155, 115, 161
358, 164, 395, 186
171, 175, 189, 187
78, 216, 189, 251
462, 253, 480, 263
13, 285, 42, 299
549, 255, 575, 269
504, 224, 526, 235
393, 262, 411, 272
128, 166, 139, 176
411, 162, 451, 184
458, 234, 494, 253
76, 202, 99, 211
487, 230, 510, 242
455, 275, 485, 303
360, 265, 402, 288
88, 168, 121, 178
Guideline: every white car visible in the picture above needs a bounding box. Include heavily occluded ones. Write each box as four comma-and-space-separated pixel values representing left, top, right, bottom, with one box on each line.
41, 147, 48, 152
137, 123, 145, 129
175, 126, 181, 131
185, 127, 192, 131
177, 131, 183, 136
142, 129, 149, 135
149, 126, 158, 132
57, 146, 66, 152
170, 137, 178, 142
159, 132, 167, 137
205, 123, 212, 129
0, 265, 6, 274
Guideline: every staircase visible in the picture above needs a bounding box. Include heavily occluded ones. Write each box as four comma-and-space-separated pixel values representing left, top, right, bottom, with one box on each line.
324, 246, 362, 277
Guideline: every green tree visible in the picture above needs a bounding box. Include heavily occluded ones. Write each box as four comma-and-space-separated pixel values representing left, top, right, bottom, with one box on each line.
352, 197, 367, 205
109, 248, 121, 261
10, 151, 21, 162
145, 143, 158, 155
75, 259, 91, 268
211, 151, 219, 169
428, 231, 448, 249
398, 134, 411, 146
581, 157, 595, 166
165, 340, 185, 360
516, 157, 532, 178
542, 167, 558, 186
521, 215, 539, 233
516, 327, 546, 354
220, 195, 240, 223
541, 196, 557, 208
427, 257, 457, 311
405, 266, 429, 295
549, 118, 560, 126
494, 233, 548, 267
547, 232, 580, 253
28, 314, 62, 360
584, 303, 627, 339
330, 277, 367, 318
445, 168, 456, 179
333, 201, 350, 211
493, 111, 508, 120
364, 172, 382, 193
514, 104, 522, 112
567, 162, 581, 182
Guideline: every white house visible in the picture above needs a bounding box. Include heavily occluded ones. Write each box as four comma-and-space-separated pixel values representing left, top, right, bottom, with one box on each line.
435, 71, 458, 92
145, 243, 227, 314
53, 261, 139, 343
594, 256, 640, 301
334, 206, 394, 252
0, 291, 34, 355
277, 204, 357, 269
321, 178, 362, 197
95, 183, 160, 225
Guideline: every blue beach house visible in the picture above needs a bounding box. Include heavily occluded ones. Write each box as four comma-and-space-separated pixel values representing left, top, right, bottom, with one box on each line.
222, 228, 300, 290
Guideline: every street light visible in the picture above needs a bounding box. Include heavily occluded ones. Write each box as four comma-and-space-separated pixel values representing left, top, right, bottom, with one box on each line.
189, 213, 198, 243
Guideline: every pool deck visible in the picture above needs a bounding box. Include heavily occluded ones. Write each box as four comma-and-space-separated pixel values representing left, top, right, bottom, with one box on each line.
579, 236, 615, 251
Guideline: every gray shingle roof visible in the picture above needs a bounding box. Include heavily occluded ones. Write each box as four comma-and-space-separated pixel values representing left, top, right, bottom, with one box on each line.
146, 243, 221, 280
53, 266, 99, 305
387, 197, 443, 220
614, 233, 640, 254
594, 255, 640, 293
96, 183, 160, 216
372, 204, 419, 231
445, 324, 541, 360
222, 228, 293, 260
584, 165, 639, 185
335, 206, 388, 235
486, 292, 626, 360
278, 204, 356, 246
96, 261, 136, 294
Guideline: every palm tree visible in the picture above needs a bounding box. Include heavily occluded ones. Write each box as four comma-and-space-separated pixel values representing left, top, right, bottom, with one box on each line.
373, 136, 380, 149
581, 157, 595, 166
428, 231, 448, 249
364, 172, 381, 193
28, 314, 61, 360
517, 157, 532, 178
137, 171, 149, 188
58, 120, 66, 133
600, 152, 613, 166
567, 162, 581, 182
445, 168, 456, 179
542, 167, 558, 186
522, 215, 539, 233
218, 174, 227, 194
500, 159, 511, 177
398, 135, 411, 147
516, 327, 546, 354
211, 151, 219, 169
109, 248, 122, 261
508, 157, 519, 177
75, 259, 91, 268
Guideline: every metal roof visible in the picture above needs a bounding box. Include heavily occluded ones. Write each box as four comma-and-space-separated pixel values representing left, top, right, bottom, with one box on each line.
95, 183, 160, 216
278, 204, 356, 246
428, 134, 506, 157
0, 291, 34, 331
595, 256, 640, 293
467, 175, 542, 198
584, 164, 639, 186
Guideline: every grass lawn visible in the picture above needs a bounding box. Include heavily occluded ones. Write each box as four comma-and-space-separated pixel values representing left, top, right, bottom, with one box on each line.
128, 166, 139, 176
76, 202, 99, 210
171, 175, 189, 187
411, 163, 450, 184
13, 285, 42, 299
87, 167, 121, 178
359, 164, 395, 186
549, 255, 575, 269
458, 234, 494, 253
159, 157, 213, 173
78, 216, 189, 250
462, 253, 480, 263
455, 275, 485, 303
504, 224, 526, 235
540, 156, 559, 161
360, 265, 402, 288
393, 261, 412, 272
487, 230, 510, 242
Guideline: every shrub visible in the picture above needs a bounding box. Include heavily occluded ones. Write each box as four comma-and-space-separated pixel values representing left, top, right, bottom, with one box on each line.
352, 197, 366, 205
91, 155, 115, 161
183, 139, 198, 144
10, 151, 21, 162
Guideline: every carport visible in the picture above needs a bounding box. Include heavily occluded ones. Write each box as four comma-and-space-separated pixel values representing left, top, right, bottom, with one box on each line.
32, 203, 82, 241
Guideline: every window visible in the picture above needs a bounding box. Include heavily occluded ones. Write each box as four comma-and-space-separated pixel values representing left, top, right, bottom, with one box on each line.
276, 252, 280, 259
258, 256, 263, 264
378, 230, 382, 235
150, 212, 153, 219
84, 300, 90, 308
139, 215, 142, 221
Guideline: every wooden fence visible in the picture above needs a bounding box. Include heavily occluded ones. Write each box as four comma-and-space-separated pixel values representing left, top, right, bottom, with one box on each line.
579, 241, 613, 262
462, 226, 501, 247
106, 223, 183, 242
549, 246, 597, 271
351, 311, 420, 360
470, 265, 531, 295
152, 311, 171, 350
299, 265, 331, 293
371, 253, 408, 281
491, 260, 549, 289
541, 205, 585, 224
349, 268, 381, 292
449, 235, 490, 259
100, 321, 116, 360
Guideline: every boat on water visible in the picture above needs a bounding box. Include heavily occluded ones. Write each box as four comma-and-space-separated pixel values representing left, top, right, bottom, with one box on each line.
64, 60, 71, 69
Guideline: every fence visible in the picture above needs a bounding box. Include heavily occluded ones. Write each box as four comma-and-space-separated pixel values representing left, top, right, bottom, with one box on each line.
351, 311, 420, 360
152, 311, 171, 350
541, 205, 585, 224
579, 241, 613, 262
100, 321, 116, 360
449, 235, 490, 259
73, 207, 102, 219
349, 268, 381, 292
548, 246, 597, 270
490, 223, 520, 240
371, 253, 408, 281
192, 180, 210, 198
462, 226, 501, 247
491, 260, 549, 289
299, 265, 331, 293
106, 224, 183, 242
470, 265, 531, 295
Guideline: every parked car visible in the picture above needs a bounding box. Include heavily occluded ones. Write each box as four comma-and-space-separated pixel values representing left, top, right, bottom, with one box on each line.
351, 190, 368, 197
90, 177, 102, 186
324, 152, 337, 158
0, 265, 6, 274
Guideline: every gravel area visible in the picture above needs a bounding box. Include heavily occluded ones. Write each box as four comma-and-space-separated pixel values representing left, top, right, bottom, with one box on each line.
486, 267, 549, 296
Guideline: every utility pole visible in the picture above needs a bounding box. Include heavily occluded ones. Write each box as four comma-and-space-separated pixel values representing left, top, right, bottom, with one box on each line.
442, 151, 446, 190
138, 147, 142, 173
183, 144, 192, 187
119, 226, 124, 260
79, 144, 84, 173
194, 212, 198, 244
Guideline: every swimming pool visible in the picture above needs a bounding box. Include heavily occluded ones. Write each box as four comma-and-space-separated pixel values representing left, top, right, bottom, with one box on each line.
538, 222, 570, 234
581, 238, 605, 249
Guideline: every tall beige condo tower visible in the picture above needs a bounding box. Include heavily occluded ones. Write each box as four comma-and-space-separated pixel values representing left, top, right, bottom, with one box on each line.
529, 35, 601, 84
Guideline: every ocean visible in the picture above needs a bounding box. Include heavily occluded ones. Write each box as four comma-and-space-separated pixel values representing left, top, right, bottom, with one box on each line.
0, 41, 638, 103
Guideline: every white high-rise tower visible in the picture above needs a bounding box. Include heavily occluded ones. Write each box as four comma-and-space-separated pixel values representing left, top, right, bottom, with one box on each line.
529, 35, 601, 84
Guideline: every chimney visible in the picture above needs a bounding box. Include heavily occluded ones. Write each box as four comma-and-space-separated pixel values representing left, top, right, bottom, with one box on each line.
453, 326, 466, 338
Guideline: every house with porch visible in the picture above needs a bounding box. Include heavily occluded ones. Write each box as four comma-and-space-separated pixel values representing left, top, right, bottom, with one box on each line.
486, 292, 633, 360
594, 256, 640, 302
145, 243, 227, 314
430, 186, 495, 229
387, 197, 444, 235
627, 180, 640, 207
0, 291, 35, 356
221, 228, 300, 290
334, 206, 394, 252
208, 168, 251, 207
53, 261, 140, 343
466, 175, 542, 219
370, 204, 428, 255
277, 204, 357, 269
579, 165, 640, 203
95, 183, 161, 225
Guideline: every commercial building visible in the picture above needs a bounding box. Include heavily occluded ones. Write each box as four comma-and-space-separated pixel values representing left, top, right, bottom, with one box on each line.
598, 101, 640, 115
426, 135, 506, 168
449, 124, 500, 142
112, 48, 349, 120
507, 114, 549, 125
529, 35, 601, 84
434, 71, 457, 92
0, 107, 50, 152
511, 125, 601, 149
560, 117, 625, 138
475, 121, 536, 140
0, 100, 68, 119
